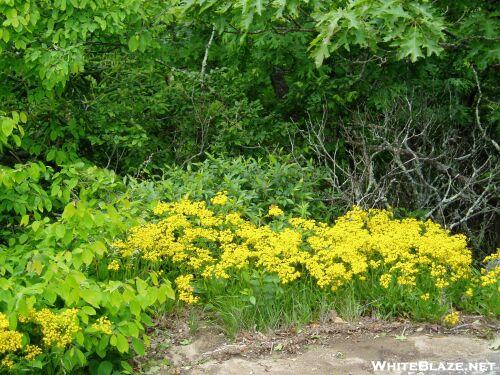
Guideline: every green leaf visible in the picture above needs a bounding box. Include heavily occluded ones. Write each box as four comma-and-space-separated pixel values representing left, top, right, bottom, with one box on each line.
116, 334, 129, 353
311, 41, 330, 68
62, 203, 77, 219
121, 361, 134, 373
130, 300, 141, 316
128, 35, 140, 52
55, 224, 66, 239
97, 361, 113, 375
398, 27, 424, 62
20, 215, 29, 226
82, 247, 94, 266
81, 306, 97, 315
1, 118, 14, 137
132, 337, 145, 356
20, 112, 28, 123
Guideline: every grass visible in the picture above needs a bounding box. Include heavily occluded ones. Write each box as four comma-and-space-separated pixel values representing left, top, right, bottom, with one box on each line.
188, 269, 499, 337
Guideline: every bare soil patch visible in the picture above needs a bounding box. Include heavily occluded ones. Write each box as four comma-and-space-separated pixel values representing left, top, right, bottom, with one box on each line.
137, 315, 499, 374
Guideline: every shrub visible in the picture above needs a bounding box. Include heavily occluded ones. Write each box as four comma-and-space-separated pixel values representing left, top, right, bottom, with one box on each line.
0, 163, 175, 374
138, 154, 337, 221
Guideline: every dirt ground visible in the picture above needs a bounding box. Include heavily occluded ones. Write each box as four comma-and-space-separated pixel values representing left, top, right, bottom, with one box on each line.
137, 315, 500, 374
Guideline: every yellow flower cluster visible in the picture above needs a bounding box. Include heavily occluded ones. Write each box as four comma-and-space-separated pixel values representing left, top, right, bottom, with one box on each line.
24, 308, 80, 349
480, 268, 500, 287
211, 191, 229, 205
175, 275, 199, 304
268, 204, 284, 217
24, 345, 42, 360
1, 357, 13, 369
107, 259, 120, 271
443, 311, 460, 327
0, 313, 9, 331
483, 249, 500, 263
112, 196, 486, 300
91, 317, 113, 335
0, 330, 23, 355
0, 312, 22, 358
420, 293, 430, 301
481, 249, 500, 288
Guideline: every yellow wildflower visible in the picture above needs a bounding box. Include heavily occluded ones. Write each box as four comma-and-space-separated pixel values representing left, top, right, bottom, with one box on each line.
175, 274, 199, 304
113, 198, 476, 298
32, 308, 80, 349
268, 204, 284, 217
24, 344, 42, 360
1, 356, 14, 369
91, 316, 113, 335
0, 330, 23, 354
443, 311, 460, 327
420, 293, 430, 301
107, 259, 120, 271
211, 191, 229, 205
480, 268, 499, 287
0, 313, 9, 331
379, 274, 392, 288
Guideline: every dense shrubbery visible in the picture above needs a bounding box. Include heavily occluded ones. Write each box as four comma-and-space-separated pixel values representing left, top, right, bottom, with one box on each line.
1, 0, 498, 372
0, 163, 176, 373
0, 157, 340, 372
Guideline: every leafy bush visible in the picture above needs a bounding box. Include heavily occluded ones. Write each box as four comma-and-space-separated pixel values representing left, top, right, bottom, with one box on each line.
112, 194, 499, 335
0, 163, 174, 374
138, 155, 337, 221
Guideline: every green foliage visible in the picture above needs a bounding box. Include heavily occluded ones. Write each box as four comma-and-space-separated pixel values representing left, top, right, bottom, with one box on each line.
0, 163, 175, 373
0, 111, 25, 150
182, 0, 445, 66
142, 155, 337, 220
0, 0, 499, 371
0, 0, 147, 89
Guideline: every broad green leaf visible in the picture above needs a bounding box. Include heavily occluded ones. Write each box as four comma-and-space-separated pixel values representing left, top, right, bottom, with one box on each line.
128, 35, 140, 52
116, 334, 129, 353
398, 27, 424, 62
97, 361, 113, 375
132, 337, 145, 356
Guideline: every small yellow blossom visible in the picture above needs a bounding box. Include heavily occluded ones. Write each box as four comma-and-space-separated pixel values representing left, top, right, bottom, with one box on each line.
379, 274, 392, 288
465, 288, 473, 297
420, 293, 430, 301
24, 344, 42, 360
1, 356, 14, 369
0, 330, 23, 354
29, 308, 80, 349
268, 204, 284, 217
480, 268, 499, 287
0, 313, 9, 331
175, 275, 199, 304
443, 311, 460, 327
91, 316, 113, 335
107, 259, 120, 271
211, 191, 229, 205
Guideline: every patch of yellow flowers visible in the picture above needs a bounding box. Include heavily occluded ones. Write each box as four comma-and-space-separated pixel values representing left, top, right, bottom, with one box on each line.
111, 195, 496, 305
26, 308, 80, 349
0, 308, 83, 369
443, 311, 460, 327
0, 308, 123, 369
0, 313, 24, 369
91, 316, 113, 335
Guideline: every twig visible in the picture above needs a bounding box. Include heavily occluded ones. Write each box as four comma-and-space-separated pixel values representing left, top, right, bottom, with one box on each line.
200, 26, 216, 87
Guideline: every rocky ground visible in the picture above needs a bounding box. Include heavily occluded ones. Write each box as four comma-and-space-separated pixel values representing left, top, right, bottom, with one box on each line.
136, 314, 499, 374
